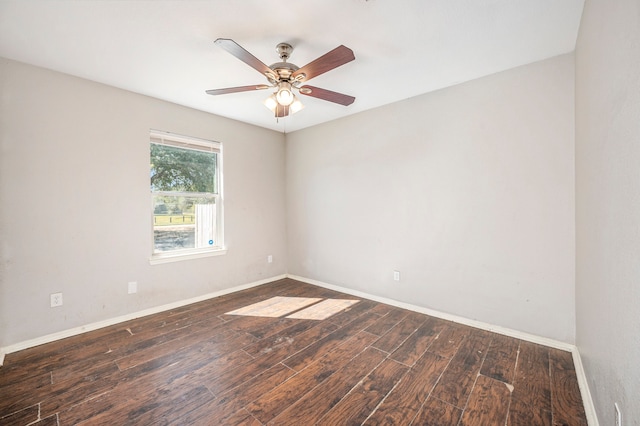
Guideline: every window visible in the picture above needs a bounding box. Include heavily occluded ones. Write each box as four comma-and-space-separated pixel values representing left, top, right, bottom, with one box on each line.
150, 130, 224, 263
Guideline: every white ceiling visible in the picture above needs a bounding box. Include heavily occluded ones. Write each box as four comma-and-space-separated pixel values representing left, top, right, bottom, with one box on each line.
0, 0, 584, 133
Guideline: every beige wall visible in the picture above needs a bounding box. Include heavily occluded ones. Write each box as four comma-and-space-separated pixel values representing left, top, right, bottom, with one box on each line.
0, 58, 287, 347
1, 51, 579, 351
286, 54, 576, 342
575, 0, 640, 423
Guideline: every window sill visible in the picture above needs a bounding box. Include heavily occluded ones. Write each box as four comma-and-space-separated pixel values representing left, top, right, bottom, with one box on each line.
149, 248, 227, 265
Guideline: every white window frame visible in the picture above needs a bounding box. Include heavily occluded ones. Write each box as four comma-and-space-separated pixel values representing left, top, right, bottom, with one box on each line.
149, 130, 226, 264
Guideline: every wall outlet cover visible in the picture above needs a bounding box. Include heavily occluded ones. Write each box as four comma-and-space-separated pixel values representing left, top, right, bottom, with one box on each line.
50, 292, 63, 307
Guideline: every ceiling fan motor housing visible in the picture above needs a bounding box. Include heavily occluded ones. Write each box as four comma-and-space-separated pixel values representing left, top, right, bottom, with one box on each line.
267, 62, 300, 84
266, 43, 302, 84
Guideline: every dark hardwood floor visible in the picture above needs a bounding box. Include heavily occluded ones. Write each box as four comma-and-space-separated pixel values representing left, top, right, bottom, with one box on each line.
0, 278, 588, 425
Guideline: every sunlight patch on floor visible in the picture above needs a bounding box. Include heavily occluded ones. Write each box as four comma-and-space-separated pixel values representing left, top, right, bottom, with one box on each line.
225, 296, 359, 320
287, 299, 360, 320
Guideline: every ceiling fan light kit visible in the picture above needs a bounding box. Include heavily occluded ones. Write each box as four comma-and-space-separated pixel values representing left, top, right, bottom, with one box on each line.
206, 38, 356, 119
263, 93, 304, 118
276, 81, 294, 106
263, 94, 278, 111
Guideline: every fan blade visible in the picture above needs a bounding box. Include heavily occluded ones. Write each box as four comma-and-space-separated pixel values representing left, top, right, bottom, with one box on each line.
292, 45, 355, 82
298, 85, 355, 106
214, 38, 277, 80
206, 84, 270, 96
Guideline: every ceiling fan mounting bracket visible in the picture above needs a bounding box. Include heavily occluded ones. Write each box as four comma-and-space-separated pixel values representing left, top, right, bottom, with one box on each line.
276, 42, 293, 61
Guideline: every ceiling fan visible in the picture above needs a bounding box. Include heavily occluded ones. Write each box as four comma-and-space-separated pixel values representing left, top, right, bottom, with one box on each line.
206, 38, 356, 118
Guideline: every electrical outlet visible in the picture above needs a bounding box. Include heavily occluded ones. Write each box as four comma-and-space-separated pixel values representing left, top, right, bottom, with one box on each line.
267, 255, 273, 263
393, 270, 400, 281
50, 292, 63, 307
615, 402, 622, 426
128, 281, 137, 294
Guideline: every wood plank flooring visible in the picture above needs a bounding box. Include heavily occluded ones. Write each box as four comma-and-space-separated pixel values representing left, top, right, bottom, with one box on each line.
0, 278, 588, 425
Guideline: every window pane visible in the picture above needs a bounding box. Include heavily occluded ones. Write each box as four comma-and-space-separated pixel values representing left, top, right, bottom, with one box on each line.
150, 144, 217, 193
153, 194, 217, 253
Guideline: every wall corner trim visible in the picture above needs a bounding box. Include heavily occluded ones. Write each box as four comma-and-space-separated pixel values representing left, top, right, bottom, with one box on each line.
0, 274, 287, 366
287, 274, 599, 425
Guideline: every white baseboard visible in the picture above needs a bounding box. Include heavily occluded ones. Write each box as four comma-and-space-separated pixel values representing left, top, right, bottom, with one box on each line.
288, 274, 574, 351
571, 347, 600, 425
288, 274, 599, 425
0, 274, 286, 365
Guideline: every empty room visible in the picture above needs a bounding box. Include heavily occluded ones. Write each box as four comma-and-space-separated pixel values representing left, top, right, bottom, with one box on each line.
0, 0, 638, 425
